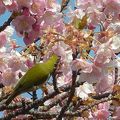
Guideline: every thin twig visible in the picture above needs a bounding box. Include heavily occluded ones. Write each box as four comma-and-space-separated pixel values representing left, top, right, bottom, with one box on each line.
92, 92, 111, 100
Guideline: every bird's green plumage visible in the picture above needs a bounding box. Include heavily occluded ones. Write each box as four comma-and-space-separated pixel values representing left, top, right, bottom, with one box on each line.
5, 54, 58, 105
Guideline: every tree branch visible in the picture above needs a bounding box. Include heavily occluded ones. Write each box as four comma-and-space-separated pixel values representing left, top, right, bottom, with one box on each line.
29, 95, 114, 119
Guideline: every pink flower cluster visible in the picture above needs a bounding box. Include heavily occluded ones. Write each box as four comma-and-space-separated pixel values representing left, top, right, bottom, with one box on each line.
0, 48, 30, 86
0, 0, 64, 45
76, 0, 120, 27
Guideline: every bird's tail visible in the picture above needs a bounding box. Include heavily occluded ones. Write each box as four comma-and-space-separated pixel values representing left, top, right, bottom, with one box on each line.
5, 92, 17, 105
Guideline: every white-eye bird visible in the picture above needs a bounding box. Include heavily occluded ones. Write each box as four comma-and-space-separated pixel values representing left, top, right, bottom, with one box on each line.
5, 54, 58, 105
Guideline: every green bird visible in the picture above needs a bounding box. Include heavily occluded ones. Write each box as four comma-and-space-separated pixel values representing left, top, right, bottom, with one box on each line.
5, 54, 59, 105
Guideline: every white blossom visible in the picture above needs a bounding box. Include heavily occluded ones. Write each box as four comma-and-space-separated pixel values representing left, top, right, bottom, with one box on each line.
110, 34, 120, 53
75, 82, 94, 100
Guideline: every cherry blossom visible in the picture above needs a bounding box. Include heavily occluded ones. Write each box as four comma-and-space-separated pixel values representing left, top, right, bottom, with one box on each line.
30, 0, 46, 16
75, 82, 94, 100
16, 0, 33, 9
71, 58, 93, 73
95, 74, 115, 93
1, 68, 16, 86
8, 56, 25, 72
77, 64, 102, 83
107, 22, 120, 34
5, 0, 18, 11
114, 107, 120, 119
94, 43, 113, 67
0, 31, 7, 48
110, 34, 120, 53
93, 102, 110, 120
0, 1, 6, 15
12, 15, 36, 33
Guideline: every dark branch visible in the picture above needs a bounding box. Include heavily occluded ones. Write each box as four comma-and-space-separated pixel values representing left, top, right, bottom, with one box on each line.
92, 92, 111, 100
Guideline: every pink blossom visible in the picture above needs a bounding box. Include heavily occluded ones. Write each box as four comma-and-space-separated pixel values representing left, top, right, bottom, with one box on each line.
57, 72, 72, 87
46, 0, 56, 8
103, 0, 120, 22
9, 40, 18, 49
93, 102, 110, 120
110, 34, 120, 53
30, 0, 46, 16
114, 107, 120, 119
25, 59, 34, 68
2, 68, 16, 86
12, 15, 36, 33
5, 0, 18, 11
22, 8, 30, 16
71, 58, 93, 73
76, 0, 103, 11
0, 58, 7, 72
32, 23, 41, 32
23, 24, 41, 45
95, 74, 114, 93
94, 44, 113, 67
107, 22, 120, 34
88, 23, 96, 30
8, 56, 23, 71
77, 64, 102, 83
0, 31, 7, 48
0, 1, 6, 15
54, 19, 65, 33
93, 32, 110, 44
88, 10, 106, 25
52, 43, 66, 59
16, 0, 33, 9
23, 36, 34, 45
43, 10, 56, 25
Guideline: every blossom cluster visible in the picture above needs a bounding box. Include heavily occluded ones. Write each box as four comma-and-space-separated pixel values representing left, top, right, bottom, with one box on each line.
0, 0, 64, 45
